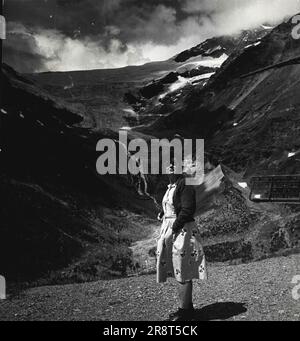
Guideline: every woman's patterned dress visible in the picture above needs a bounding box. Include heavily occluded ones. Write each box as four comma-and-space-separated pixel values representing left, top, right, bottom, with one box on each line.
156, 184, 207, 283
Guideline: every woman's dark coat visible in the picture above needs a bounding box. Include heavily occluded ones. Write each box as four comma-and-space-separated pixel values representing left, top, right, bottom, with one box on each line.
160, 177, 196, 234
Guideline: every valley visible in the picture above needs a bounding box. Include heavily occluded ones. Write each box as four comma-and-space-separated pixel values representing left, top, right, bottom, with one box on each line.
1, 17, 300, 294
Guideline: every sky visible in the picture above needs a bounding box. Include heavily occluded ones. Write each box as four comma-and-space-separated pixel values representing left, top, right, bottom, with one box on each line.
4, 0, 300, 73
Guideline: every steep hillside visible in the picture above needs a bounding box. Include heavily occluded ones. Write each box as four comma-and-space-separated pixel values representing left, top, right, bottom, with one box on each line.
0, 64, 157, 285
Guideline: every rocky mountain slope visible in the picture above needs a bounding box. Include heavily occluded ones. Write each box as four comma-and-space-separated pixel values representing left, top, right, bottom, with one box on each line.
142, 17, 300, 177
121, 27, 271, 127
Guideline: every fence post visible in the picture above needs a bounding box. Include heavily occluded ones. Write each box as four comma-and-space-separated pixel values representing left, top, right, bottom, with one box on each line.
0, 275, 6, 300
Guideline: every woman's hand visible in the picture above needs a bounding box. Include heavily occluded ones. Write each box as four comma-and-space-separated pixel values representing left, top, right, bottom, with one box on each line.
157, 212, 164, 222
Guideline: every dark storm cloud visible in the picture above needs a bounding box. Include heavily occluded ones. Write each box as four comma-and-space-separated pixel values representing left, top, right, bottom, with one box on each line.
5, 0, 184, 43
3, 0, 300, 72
4, 0, 189, 72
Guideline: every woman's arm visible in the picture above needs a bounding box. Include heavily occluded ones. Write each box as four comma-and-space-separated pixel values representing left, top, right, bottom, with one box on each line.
172, 184, 196, 233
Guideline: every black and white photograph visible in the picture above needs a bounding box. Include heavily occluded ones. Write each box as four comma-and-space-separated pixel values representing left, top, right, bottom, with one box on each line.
0, 0, 300, 325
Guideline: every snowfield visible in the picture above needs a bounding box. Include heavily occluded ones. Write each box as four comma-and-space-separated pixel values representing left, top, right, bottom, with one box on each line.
176, 53, 229, 73
159, 73, 215, 99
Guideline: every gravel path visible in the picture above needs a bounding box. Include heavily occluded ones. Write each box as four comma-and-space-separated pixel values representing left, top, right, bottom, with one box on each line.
1, 254, 299, 321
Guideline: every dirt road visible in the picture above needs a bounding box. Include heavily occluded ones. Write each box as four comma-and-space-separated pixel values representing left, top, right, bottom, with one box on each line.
1, 254, 299, 321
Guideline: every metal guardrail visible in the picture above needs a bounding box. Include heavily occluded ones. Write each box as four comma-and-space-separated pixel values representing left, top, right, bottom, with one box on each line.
249, 175, 300, 203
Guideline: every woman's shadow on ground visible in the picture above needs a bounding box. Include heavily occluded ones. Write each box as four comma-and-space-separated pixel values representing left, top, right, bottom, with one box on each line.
193, 302, 247, 321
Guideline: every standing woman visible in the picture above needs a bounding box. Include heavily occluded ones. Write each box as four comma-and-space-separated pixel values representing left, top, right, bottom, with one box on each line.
156, 164, 207, 321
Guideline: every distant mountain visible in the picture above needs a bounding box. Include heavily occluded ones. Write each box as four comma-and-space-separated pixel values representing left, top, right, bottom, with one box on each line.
123, 27, 272, 127
28, 27, 271, 131
173, 28, 271, 63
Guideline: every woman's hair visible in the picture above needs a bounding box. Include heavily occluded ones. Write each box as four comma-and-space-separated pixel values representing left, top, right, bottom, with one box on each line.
166, 163, 176, 174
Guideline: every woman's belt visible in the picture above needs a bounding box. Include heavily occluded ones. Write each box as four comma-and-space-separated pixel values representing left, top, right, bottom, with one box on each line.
164, 215, 176, 219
